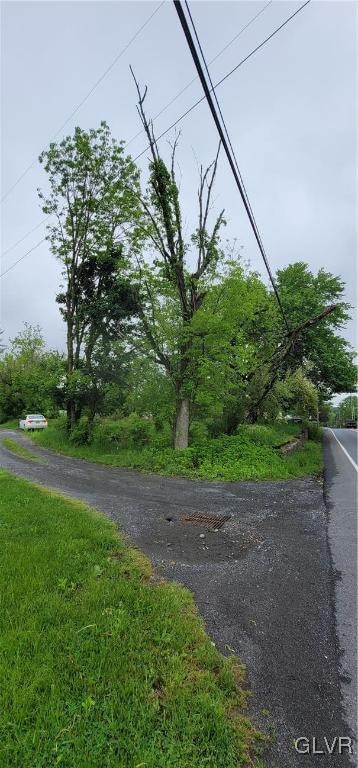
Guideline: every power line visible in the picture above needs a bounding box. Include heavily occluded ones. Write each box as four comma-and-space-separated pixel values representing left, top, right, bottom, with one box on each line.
2, 217, 48, 258
173, 0, 295, 331
134, 0, 311, 162
1, 1, 165, 204
2, 0, 311, 279
1, 1, 272, 258
183, 1, 257, 229
183, 0, 275, 294
0, 222, 137, 279
125, 0, 273, 150
176, 0, 291, 329
0, 238, 46, 277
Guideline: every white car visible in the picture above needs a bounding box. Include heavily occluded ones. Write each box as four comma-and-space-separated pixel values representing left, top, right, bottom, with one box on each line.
19, 414, 48, 431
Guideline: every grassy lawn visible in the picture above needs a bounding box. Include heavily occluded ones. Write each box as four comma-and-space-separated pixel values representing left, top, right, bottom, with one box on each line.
32, 421, 322, 481
1, 437, 39, 461
0, 471, 263, 768
0, 420, 18, 429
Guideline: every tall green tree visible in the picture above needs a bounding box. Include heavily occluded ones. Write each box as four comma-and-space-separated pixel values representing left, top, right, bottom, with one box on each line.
333, 394, 358, 425
125, 354, 175, 432
183, 260, 355, 429
245, 263, 355, 420
274, 369, 319, 420
38, 122, 140, 430
187, 261, 271, 434
0, 324, 64, 421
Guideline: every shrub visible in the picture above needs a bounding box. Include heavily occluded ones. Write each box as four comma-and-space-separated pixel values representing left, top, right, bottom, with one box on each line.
32, 420, 322, 480
68, 416, 92, 445
151, 423, 172, 449
306, 423, 323, 442
56, 415, 68, 432
190, 420, 209, 445
93, 413, 154, 449
124, 413, 154, 447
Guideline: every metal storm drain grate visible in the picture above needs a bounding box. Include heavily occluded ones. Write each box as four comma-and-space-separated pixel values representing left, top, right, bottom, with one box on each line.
180, 513, 231, 530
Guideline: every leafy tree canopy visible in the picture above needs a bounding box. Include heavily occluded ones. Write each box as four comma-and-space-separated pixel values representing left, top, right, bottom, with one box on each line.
0, 324, 64, 421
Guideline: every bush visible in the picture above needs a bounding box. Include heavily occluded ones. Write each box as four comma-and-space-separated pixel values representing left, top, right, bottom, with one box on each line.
93, 413, 154, 449
68, 416, 92, 446
55, 415, 68, 432
306, 423, 323, 442
190, 420, 209, 445
125, 413, 154, 447
92, 421, 122, 448
31, 420, 323, 480
151, 423, 172, 449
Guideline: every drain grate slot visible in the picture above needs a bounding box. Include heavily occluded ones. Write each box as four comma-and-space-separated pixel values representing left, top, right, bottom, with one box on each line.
180, 513, 230, 530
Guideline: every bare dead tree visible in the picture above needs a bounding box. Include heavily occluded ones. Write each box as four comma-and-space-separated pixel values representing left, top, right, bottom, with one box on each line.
130, 72, 225, 448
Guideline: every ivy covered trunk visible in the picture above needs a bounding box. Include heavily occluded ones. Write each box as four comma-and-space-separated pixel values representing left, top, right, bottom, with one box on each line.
132, 76, 225, 453
174, 398, 190, 449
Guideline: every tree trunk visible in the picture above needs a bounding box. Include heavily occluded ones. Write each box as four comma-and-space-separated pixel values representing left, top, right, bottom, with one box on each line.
66, 305, 75, 432
174, 398, 190, 449
247, 370, 280, 424
67, 400, 76, 432
87, 400, 97, 440
246, 408, 259, 424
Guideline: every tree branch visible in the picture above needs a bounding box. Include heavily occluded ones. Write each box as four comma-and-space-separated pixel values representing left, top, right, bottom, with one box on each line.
247, 305, 341, 417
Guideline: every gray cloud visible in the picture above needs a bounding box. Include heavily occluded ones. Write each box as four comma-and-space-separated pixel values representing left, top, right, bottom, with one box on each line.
1, 0, 356, 359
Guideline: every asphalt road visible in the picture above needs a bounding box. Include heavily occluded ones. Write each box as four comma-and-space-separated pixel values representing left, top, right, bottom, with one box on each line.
0, 430, 355, 768
324, 428, 358, 754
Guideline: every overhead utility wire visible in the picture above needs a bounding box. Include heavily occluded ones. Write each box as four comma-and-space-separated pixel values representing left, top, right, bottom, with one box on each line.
0, 238, 46, 277
184, 0, 258, 231
2, 217, 48, 258
183, 0, 279, 307
173, 0, 292, 331
134, 0, 311, 162
125, 0, 272, 149
1, 222, 133, 279
2, 1, 272, 257
1, 1, 165, 203
2, 1, 310, 278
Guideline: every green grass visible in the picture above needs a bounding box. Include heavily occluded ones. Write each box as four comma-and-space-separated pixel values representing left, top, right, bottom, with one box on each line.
32, 421, 322, 482
1, 437, 39, 461
0, 419, 18, 429
0, 470, 263, 768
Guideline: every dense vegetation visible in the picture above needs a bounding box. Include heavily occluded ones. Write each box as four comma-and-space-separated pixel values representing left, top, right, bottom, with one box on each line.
30, 418, 322, 482
330, 394, 357, 426
0, 118, 355, 451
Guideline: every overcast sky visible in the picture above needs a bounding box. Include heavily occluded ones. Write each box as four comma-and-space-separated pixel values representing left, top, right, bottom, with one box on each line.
1, 0, 357, 374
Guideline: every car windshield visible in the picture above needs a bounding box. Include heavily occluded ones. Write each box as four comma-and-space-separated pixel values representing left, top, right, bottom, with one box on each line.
27, 414, 45, 419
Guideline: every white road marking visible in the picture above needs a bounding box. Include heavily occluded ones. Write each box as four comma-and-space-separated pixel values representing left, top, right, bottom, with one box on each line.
328, 428, 358, 473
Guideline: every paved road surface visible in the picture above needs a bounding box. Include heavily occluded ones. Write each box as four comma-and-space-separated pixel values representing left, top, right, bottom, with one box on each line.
0, 430, 355, 767
324, 428, 357, 753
